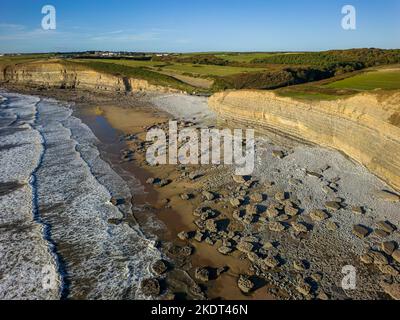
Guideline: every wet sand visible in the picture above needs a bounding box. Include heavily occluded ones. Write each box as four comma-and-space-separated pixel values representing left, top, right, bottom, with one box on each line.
78, 103, 270, 300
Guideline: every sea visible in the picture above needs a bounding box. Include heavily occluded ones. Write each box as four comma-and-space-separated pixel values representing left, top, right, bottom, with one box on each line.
0, 91, 161, 300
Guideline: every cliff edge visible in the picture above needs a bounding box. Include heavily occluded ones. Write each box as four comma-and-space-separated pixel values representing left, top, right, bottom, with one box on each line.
209, 90, 400, 190
0, 60, 179, 93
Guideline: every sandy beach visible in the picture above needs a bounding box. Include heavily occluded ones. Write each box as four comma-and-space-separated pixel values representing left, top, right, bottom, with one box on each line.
1, 83, 400, 300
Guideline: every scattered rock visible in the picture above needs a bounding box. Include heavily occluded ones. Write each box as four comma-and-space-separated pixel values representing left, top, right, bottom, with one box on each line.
110, 197, 124, 206
351, 206, 365, 215
230, 198, 243, 207
284, 204, 299, 217
247, 252, 261, 263
322, 186, 335, 195
151, 260, 168, 276
243, 214, 256, 225
189, 283, 204, 297
155, 179, 170, 188
293, 260, 308, 271
378, 265, 399, 276
306, 171, 323, 179
269, 221, 285, 232
140, 278, 161, 296
233, 175, 250, 184
180, 193, 192, 200
216, 266, 229, 277
296, 280, 311, 296
272, 150, 285, 159
275, 191, 287, 201
179, 246, 194, 257
373, 229, 390, 239
374, 190, 400, 202
107, 218, 122, 225
233, 210, 245, 221
250, 193, 264, 202
264, 256, 280, 268
237, 275, 255, 293
353, 225, 370, 238
178, 231, 191, 241
376, 221, 396, 234
205, 219, 218, 233
310, 209, 329, 222
193, 206, 208, 217
218, 246, 233, 255
291, 222, 308, 233
289, 178, 302, 186
205, 237, 216, 246
194, 231, 206, 242
194, 219, 206, 229
237, 241, 254, 254
189, 172, 202, 180
146, 178, 156, 185
264, 181, 275, 188
195, 267, 211, 282
326, 220, 339, 231
392, 250, 400, 263
381, 241, 397, 256
249, 204, 265, 215
369, 250, 389, 265
311, 272, 323, 282
202, 191, 215, 201
277, 214, 290, 222
317, 291, 330, 300
381, 282, 400, 300
325, 201, 341, 211
201, 209, 218, 221
360, 253, 374, 264
162, 292, 176, 301
266, 207, 280, 218
263, 242, 275, 250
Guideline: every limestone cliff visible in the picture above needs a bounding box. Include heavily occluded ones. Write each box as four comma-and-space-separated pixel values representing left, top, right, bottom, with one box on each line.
209, 90, 400, 190
0, 61, 179, 93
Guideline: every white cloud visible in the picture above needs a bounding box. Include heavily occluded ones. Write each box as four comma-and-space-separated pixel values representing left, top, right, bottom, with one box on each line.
0, 23, 26, 31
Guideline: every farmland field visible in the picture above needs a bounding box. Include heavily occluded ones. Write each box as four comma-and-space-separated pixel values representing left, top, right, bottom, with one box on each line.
76, 58, 267, 78
213, 52, 279, 63
324, 69, 400, 90
160, 63, 266, 77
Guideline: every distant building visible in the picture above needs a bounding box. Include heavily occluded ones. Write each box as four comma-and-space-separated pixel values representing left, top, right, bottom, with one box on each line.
100, 52, 117, 57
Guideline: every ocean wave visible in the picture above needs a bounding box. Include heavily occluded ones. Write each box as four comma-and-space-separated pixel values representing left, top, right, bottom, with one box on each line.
0, 92, 161, 300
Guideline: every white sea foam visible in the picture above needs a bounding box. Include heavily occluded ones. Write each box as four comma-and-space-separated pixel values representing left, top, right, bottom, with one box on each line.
0, 92, 161, 300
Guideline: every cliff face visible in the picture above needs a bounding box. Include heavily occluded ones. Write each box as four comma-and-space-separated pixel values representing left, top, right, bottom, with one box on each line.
0, 61, 178, 93
209, 90, 400, 190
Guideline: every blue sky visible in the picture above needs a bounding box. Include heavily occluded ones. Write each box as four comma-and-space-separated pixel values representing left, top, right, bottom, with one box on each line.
0, 0, 399, 53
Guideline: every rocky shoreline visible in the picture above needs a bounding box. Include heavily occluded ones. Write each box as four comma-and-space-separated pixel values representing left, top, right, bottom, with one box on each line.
1, 83, 400, 300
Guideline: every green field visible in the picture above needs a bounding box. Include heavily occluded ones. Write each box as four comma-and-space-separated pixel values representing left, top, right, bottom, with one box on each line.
1, 49, 400, 98
325, 70, 400, 90
161, 63, 266, 76
0, 54, 54, 67
75, 58, 163, 68
213, 53, 278, 63
76, 58, 266, 77
277, 90, 341, 101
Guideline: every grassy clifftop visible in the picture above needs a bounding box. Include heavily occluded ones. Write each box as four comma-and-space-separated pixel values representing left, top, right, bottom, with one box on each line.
62, 60, 200, 93
2, 49, 400, 99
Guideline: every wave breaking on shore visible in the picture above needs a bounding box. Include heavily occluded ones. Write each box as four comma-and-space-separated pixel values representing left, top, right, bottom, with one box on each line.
0, 91, 161, 300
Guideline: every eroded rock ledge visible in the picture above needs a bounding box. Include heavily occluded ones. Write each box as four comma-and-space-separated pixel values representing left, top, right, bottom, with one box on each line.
209, 90, 400, 190
0, 61, 179, 93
